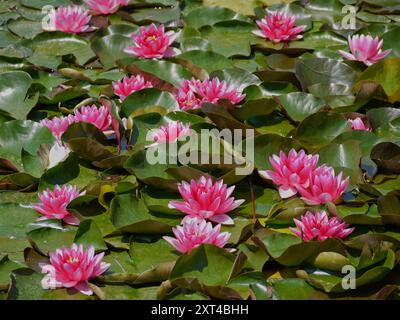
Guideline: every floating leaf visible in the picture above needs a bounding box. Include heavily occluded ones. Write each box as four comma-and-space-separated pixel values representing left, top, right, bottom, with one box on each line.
354, 58, 400, 103
0, 72, 38, 120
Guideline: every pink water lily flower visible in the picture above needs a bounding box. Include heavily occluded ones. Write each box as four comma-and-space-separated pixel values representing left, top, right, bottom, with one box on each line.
113, 75, 153, 101
175, 77, 245, 110
196, 78, 245, 105
124, 23, 179, 59
45, 6, 95, 34
291, 211, 354, 242
40, 244, 110, 295
84, 0, 129, 15
73, 105, 113, 132
28, 185, 85, 225
349, 117, 372, 131
259, 149, 319, 199
175, 78, 203, 111
150, 121, 191, 145
297, 165, 349, 206
41, 115, 76, 140
163, 218, 231, 254
339, 34, 392, 66
253, 11, 306, 43
169, 176, 245, 225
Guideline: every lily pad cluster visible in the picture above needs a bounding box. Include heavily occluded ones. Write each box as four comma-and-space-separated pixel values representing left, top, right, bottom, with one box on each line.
1, 0, 400, 300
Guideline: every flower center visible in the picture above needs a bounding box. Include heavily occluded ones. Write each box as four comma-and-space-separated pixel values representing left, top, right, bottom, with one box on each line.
147, 35, 158, 41
67, 257, 79, 264
198, 185, 208, 193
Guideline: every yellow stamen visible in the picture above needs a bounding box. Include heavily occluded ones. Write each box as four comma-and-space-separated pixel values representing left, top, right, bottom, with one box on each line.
67, 257, 79, 263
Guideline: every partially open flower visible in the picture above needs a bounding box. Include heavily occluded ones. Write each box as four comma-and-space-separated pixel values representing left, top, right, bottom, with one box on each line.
150, 121, 191, 145
124, 23, 179, 59
113, 75, 153, 101
73, 105, 113, 132
175, 77, 245, 110
196, 77, 245, 105
169, 176, 244, 225
297, 165, 349, 206
349, 117, 372, 131
41, 115, 76, 141
84, 0, 129, 15
28, 184, 85, 225
253, 11, 306, 43
44, 6, 95, 34
40, 244, 110, 295
163, 218, 231, 253
174, 78, 203, 111
339, 34, 391, 66
259, 149, 319, 199
291, 211, 354, 242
